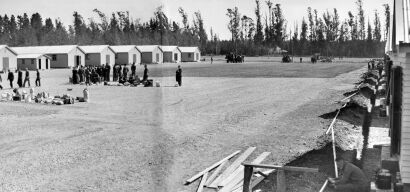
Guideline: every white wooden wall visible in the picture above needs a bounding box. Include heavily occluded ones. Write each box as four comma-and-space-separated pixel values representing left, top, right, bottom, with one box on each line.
402, 60, 410, 183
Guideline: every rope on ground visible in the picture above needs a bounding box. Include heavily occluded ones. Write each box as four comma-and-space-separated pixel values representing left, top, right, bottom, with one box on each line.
331, 119, 338, 177
318, 180, 328, 192
325, 103, 347, 135
339, 91, 358, 103
355, 82, 364, 89
320, 103, 346, 192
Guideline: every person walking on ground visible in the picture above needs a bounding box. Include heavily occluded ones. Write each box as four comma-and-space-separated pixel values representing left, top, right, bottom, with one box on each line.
35, 69, 41, 87
143, 64, 148, 82
17, 69, 23, 87
328, 156, 370, 192
7, 69, 14, 88
176, 65, 182, 86
131, 63, 136, 77
23, 68, 30, 87
211, 56, 213, 64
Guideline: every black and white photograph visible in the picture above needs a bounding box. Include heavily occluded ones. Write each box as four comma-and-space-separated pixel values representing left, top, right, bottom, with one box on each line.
0, 0, 406, 191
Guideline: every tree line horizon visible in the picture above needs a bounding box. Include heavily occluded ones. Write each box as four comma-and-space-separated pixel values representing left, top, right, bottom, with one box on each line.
0, 0, 387, 57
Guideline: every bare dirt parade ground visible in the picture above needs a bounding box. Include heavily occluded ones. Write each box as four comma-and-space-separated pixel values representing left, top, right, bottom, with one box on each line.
0, 56, 368, 192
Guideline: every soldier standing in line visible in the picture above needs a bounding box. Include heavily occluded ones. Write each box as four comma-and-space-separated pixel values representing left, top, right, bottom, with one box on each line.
23, 68, 30, 87
78, 66, 84, 83
7, 69, 14, 88
106, 63, 111, 82
131, 63, 136, 77
118, 64, 122, 82
85, 67, 91, 85
176, 65, 182, 86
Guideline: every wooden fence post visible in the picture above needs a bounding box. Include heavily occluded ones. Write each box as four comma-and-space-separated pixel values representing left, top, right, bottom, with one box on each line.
243, 165, 253, 192
276, 169, 286, 192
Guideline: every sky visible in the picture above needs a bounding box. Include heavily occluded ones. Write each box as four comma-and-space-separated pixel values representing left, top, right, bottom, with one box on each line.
0, 0, 392, 40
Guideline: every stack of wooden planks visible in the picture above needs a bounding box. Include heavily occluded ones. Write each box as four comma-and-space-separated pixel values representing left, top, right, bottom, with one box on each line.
184, 147, 272, 192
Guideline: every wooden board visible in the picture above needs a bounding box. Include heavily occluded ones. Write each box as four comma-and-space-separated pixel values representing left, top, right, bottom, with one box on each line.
251, 169, 275, 189
230, 169, 275, 192
196, 172, 208, 192
218, 152, 270, 192
207, 147, 256, 188
241, 163, 319, 172
276, 169, 286, 192
219, 152, 270, 187
204, 160, 228, 186
185, 150, 241, 185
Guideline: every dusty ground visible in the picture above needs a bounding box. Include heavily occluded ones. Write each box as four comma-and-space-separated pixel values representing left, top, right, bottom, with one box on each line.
0, 57, 365, 192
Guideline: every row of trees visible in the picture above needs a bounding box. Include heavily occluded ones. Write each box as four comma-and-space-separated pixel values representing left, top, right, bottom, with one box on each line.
0, 6, 207, 50
218, 0, 388, 57
0, 0, 389, 57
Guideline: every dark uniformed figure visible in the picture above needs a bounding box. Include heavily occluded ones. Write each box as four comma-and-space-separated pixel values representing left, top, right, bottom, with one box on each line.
23, 68, 30, 87
105, 64, 111, 82
143, 64, 148, 82
35, 69, 41, 87
176, 65, 182, 86
300, 57, 302, 63
122, 65, 128, 80
328, 157, 370, 192
131, 63, 136, 77
17, 69, 23, 87
0, 73, 3, 89
118, 65, 122, 82
78, 66, 84, 82
7, 69, 14, 88
112, 64, 117, 81
85, 67, 91, 85
72, 67, 79, 84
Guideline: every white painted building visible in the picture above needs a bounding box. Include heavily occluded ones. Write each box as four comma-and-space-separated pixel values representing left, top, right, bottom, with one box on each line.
110, 45, 141, 65
80, 45, 116, 67
136, 45, 163, 64
11, 45, 85, 68
160, 46, 181, 63
17, 54, 51, 70
0, 45, 18, 72
179, 47, 201, 62
386, 0, 410, 187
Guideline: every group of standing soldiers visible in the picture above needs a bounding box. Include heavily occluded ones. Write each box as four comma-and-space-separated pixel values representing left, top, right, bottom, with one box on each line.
72, 64, 111, 85
0, 68, 41, 90
72, 63, 151, 85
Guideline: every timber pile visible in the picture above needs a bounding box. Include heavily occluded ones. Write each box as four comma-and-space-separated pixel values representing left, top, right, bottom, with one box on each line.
185, 147, 272, 192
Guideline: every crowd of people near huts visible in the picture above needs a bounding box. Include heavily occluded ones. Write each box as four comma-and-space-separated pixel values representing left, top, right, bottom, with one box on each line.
71, 63, 182, 87
0, 68, 41, 90
72, 63, 145, 86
